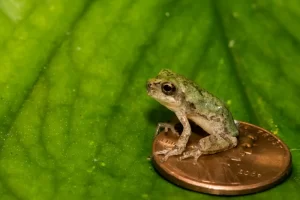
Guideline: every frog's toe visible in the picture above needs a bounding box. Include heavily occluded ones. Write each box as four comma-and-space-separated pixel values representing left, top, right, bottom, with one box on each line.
155, 148, 172, 155
163, 147, 184, 161
155, 149, 172, 162
179, 149, 202, 164
155, 147, 185, 162
166, 148, 182, 156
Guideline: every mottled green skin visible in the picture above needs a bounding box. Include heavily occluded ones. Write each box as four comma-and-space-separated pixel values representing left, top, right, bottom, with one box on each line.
147, 69, 238, 161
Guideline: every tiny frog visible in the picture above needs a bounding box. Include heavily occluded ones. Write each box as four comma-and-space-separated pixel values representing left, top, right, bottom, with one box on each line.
147, 69, 239, 162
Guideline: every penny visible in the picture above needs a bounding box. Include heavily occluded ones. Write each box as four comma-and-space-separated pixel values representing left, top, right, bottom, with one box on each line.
152, 121, 292, 195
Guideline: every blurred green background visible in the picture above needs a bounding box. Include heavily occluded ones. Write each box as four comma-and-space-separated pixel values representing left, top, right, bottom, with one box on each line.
0, 0, 299, 199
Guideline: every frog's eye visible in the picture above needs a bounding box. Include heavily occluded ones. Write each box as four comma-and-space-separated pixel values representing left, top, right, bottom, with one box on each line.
161, 82, 176, 95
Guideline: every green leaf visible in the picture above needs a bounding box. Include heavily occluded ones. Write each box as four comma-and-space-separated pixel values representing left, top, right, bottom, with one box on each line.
0, 0, 299, 199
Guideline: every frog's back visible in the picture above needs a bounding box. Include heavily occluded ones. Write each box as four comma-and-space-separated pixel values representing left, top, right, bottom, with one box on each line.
182, 81, 239, 137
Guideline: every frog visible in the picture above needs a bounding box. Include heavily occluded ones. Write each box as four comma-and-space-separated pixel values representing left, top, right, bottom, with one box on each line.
147, 69, 239, 162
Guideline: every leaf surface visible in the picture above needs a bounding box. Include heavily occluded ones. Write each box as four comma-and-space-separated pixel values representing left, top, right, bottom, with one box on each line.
0, 0, 299, 199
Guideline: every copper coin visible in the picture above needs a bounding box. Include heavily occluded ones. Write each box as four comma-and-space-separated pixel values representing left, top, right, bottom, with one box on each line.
152, 121, 292, 195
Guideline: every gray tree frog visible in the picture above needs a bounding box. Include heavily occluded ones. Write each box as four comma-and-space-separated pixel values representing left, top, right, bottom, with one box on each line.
147, 69, 239, 162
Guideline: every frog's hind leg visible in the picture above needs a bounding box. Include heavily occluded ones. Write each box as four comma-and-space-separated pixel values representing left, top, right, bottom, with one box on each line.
198, 133, 237, 154
180, 134, 237, 163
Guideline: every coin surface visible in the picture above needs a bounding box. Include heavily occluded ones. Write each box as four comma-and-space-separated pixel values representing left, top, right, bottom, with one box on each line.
152, 121, 292, 195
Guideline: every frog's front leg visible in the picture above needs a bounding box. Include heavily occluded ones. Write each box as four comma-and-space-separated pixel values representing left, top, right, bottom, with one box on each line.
155, 112, 191, 161
180, 133, 237, 163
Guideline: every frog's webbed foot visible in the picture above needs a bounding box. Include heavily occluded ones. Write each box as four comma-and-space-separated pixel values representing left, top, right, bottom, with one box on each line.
155, 122, 180, 137
155, 145, 185, 162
